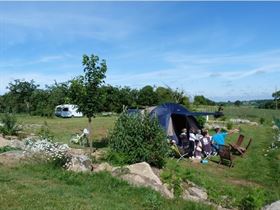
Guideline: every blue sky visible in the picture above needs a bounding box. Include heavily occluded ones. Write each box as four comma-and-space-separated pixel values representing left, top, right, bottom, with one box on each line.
0, 2, 280, 101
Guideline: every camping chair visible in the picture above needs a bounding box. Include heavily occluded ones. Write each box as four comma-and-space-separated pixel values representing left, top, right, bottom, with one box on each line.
237, 138, 253, 157
170, 143, 189, 162
229, 134, 244, 153
218, 145, 234, 168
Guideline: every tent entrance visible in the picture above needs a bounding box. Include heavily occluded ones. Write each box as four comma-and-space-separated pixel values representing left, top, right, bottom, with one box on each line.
171, 114, 189, 140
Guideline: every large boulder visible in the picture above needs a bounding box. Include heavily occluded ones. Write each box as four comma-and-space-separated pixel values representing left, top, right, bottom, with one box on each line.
125, 162, 162, 185
92, 162, 113, 173
112, 162, 174, 199
0, 150, 32, 165
66, 154, 92, 172
263, 200, 280, 210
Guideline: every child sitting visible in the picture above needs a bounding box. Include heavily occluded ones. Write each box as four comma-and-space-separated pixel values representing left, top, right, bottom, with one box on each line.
201, 130, 212, 157
194, 139, 203, 159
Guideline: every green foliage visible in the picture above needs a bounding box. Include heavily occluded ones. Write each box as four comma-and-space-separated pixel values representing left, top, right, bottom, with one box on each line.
161, 161, 195, 197
239, 189, 265, 210
259, 117, 265, 125
234, 100, 242, 107
194, 95, 215, 106
108, 112, 168, 168
0, 145, 19, 154
273, 117, 280, 129
137, 85, 158, 106
37, 121, 54, 140
70, 54, 107, 119
226, 121, 233, 130
0, 113, 20, 136
143, 192, 163, 210
195, 116, 206, 128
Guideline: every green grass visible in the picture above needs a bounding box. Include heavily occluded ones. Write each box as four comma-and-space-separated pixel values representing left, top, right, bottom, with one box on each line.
0, 163, 214, 210
162, 124, 280, 208
2, 108, 280, 209
16, 115, 117, 144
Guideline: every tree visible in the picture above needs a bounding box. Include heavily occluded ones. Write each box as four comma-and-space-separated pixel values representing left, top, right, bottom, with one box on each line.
7, 79, 39, 113
69, 54, 107, 148
137, 85, 158, 106
194, 95, 215, 106
272, 90, 280, 110
234, 100, 242, 107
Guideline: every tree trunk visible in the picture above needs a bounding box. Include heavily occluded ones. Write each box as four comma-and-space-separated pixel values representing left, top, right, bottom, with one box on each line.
88, 117, 93, 150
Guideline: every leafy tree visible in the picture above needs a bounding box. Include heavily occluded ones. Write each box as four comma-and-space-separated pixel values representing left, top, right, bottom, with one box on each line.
194, 95, 215, 106
234, 100, 242, 107
6, 79, 39, 113
69, 54, 107, 148
137, 85, 158, 107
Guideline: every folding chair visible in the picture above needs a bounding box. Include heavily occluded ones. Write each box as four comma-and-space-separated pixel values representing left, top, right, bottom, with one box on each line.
170, 143, 189, 162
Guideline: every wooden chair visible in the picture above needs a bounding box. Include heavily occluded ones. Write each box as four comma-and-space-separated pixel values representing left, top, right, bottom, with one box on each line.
218, 145, 234, 168
229, 134, 244, 154
238, 138, 253, 157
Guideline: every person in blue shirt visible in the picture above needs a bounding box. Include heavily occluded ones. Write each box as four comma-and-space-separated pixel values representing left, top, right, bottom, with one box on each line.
212, 127, 239, 152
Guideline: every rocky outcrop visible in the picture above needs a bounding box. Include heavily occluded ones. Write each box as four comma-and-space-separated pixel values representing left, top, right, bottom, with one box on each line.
0, 150, 32, 165
66, 154, 92, 172
263, 200, 280, 210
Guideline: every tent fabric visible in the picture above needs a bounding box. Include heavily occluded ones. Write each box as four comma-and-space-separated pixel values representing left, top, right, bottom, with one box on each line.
149, 103, 215, 145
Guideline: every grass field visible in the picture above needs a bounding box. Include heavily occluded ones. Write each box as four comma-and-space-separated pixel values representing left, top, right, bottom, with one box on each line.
0, 164, 214, 210
16, 115, 117, 144
1, 107, 280, 209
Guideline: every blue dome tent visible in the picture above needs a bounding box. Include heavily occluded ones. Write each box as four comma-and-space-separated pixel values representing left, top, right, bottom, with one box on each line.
149, 103, 221, 145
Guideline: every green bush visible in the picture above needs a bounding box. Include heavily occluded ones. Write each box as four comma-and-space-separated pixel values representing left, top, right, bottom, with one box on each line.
259, 117, 265, 125
0, 113, 20, 136
108, 112, 168, 168
195, 116, 206, 128
226, 121, 233, 130
239, 189, 265, 210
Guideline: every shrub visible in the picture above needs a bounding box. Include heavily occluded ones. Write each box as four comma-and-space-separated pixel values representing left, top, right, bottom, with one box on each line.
259, 117, 265, 125
108, 112, 168, 168
0, 113, 21, 136
226, 121, 233, 130
195, 116, 206, 128
37, 121, 54, 140
239, 189, 265, 210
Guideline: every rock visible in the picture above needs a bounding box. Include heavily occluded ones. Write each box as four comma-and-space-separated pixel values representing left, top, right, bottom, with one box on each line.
188, 187, 208, 200
68, 148, 92, 156
0, 136, 10, 147
125, 162, 162, 185
263, 200, 280, 210
0, 150, 32, 165
120, 173, 174, 199
92, 162, 113, 173
66, 154, 92, 172
91, 149, 106, 161
9, 139, 26, 150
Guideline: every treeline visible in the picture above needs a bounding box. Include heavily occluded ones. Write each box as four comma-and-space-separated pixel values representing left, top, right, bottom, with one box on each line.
0, 79, 218, 116
0, 79, 211, 116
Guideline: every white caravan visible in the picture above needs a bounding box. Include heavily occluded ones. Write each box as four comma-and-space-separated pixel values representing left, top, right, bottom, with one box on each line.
55, 104, 83, 118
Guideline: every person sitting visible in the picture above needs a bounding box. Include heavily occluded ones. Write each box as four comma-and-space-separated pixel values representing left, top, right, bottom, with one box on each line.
188, 127, 196, 158
201, 130, 212, 157
179, 128, 188, 148
194, 139, 203, 159
212, 127, 239, 152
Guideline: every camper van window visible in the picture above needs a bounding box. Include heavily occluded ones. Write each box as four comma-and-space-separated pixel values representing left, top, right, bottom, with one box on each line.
56, 107, 62, 111
63, 108, 69, 112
